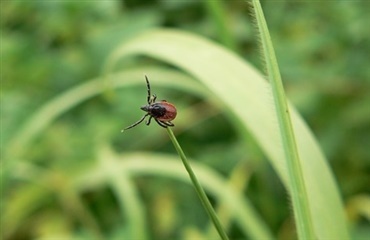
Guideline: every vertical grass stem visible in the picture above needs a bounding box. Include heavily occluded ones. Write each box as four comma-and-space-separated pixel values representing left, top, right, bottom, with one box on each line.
251, 0, 316, 239
166, 128, 229, 240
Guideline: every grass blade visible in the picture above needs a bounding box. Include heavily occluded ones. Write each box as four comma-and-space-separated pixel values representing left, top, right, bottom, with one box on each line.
166, 128, 229, 240
251, 0, 315, 239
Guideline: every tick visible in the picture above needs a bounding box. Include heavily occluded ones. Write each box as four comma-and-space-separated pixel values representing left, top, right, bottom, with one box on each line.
122, 75, 177, 131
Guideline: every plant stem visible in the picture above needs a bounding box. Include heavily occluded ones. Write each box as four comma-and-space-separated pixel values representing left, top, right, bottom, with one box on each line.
166, 128, 229, 240
252, 0, 316, 239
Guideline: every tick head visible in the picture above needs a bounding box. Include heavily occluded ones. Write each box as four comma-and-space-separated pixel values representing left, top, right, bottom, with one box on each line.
140, 105, 149, 112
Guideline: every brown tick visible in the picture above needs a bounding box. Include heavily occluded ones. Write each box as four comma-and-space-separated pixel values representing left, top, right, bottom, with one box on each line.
122, 75, 177, 131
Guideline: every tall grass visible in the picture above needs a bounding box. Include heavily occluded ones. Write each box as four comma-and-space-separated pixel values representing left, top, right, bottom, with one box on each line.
251, 0, 315, 238
3, 2, 351, 239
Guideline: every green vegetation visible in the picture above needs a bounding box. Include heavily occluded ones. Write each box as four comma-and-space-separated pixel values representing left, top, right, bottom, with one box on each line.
1, 1, 369, 239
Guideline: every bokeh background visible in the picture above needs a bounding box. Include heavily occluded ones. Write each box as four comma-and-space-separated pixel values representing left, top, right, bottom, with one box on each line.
1, 1, 369, 240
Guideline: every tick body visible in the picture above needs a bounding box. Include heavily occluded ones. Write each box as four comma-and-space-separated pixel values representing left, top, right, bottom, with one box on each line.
122, 76, 177, 131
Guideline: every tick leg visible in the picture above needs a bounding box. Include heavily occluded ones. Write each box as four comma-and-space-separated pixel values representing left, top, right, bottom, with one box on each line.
122, 114, 149, 131
162, 121, 175, 127
145, 75, 152, 104
154, 118, 168, 128
149, 94, 157, 104
146, 116, 153, 125
167, 121, 175, 126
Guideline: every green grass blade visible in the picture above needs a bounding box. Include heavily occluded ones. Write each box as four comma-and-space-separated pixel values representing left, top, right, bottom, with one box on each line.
166, 128, 229, 240
97, 146, 148, 240
203, 0, 237, 51
251, 0, 315, 239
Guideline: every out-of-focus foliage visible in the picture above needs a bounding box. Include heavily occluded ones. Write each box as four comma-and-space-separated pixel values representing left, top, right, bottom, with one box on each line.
1, 1, 369, 240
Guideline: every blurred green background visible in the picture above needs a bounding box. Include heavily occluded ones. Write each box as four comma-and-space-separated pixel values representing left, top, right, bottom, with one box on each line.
1, 1, 369, 240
